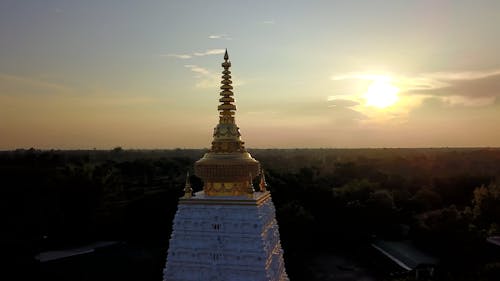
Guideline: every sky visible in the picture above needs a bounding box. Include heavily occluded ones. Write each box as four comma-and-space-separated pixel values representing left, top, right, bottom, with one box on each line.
1, 0, 500, 149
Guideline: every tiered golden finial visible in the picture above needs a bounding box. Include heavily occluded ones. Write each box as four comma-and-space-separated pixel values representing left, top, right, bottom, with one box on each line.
218, 49, 236, 124
183, 172, 193, 198
259, 169, 268, 192
194, 50, 261, 196
208, 49, 246, 153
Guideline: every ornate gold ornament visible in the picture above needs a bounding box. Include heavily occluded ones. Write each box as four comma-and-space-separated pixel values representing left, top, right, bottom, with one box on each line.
195, 50, 260, 196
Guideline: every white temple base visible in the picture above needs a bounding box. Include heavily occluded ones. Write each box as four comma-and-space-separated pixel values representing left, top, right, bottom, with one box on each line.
163, 191, 288, 281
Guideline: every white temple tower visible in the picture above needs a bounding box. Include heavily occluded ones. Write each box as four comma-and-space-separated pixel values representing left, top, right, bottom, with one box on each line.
163, 50, 288, 281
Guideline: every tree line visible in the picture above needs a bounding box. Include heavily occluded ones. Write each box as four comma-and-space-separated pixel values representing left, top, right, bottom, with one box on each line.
1, 148, 499, 280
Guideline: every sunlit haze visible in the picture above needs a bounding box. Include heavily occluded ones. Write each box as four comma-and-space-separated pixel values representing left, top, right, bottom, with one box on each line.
1, 1, 500, 149
363, 78, 399, 109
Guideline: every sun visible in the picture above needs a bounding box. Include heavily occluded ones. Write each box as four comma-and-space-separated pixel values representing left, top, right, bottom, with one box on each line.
364, 78, 399, 108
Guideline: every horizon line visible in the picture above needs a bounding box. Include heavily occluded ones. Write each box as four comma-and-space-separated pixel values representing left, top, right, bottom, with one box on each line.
2, 146, 500, 152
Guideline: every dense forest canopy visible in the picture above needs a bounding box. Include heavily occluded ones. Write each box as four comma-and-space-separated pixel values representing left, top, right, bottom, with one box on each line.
1, 148, 499, 281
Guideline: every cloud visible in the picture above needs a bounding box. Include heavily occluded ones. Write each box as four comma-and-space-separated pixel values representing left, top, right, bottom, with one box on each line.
184, 65, 210, 76
0, 73, 73, 96
184, 65, 218, 88
162, 54, 192, 59
329, 73, 426, 124
331, 73, 391, 82
403, 70, 500, 107
327, 98, 359, 108
178, 49, 237, 89
442, 96, 496, 107
162, 49, 225, 60
183, 63, 246, 89
326, 68, 500, 131
193, 49, 225, 56
401, 70, 500, 94
261, 20, 276, 24
425, 69, 500, 81
332, 69, 500, 109
208, 34, 231, 40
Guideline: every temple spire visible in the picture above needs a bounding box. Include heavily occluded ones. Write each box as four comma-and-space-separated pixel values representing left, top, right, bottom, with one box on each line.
165, 51, 288, 281
195, 50, 259, 195
218, 49, 236, 124
204, 50, 247, 154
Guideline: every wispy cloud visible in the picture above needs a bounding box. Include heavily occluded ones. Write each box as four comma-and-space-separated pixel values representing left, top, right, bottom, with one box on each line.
183, 63, 245, 89
162, 54, 192, 59
442, 95, 496, 107
330, 73, 426, 124
332, 69, 500, 108
261, 20, 276, 24
331, 73, 392, 82
162, 49, 225, 60
208, 34, 231, 40
184, 65, 210, 76
424, 69, 500, 81
184, 65, 218, 89
324, 68, 500, 130
327, 98, 359, 108
193, 49, 225, 56
0, 73, 73, 95
394, 69, 500, 93
402, 69, 500, 108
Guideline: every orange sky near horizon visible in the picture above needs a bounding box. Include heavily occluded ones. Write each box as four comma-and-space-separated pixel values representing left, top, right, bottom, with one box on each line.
1, 1, 500, 149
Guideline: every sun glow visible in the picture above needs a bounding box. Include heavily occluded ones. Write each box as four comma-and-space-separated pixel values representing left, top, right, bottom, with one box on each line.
364, 78, 399, 108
